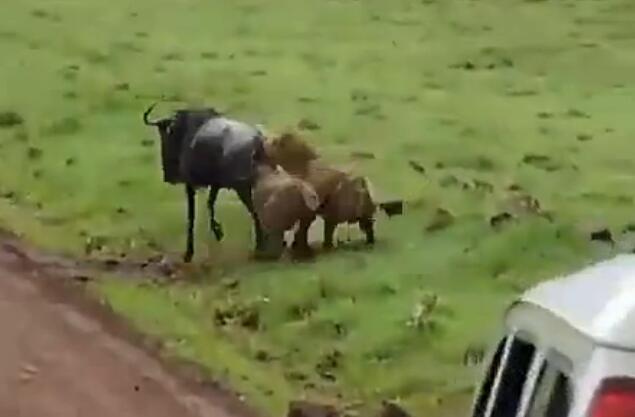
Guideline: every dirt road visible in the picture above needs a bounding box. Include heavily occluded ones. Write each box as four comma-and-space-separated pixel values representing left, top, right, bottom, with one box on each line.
0, 240, 249, 417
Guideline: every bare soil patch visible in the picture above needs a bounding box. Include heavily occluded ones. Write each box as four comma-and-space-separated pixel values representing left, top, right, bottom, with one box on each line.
0, 229, 261, 417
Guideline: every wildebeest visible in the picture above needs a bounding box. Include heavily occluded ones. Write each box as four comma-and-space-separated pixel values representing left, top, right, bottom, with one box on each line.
263, 130, 377, 254
143, 103, 267, 262
252, 160, 320, 259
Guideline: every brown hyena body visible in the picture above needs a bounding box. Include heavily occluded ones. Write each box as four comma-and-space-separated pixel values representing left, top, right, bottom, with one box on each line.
262, 131, 377, 254
252, 162, 320, 259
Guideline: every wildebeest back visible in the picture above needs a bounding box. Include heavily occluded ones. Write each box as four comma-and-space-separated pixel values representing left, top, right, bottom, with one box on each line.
180, 117, 265, 187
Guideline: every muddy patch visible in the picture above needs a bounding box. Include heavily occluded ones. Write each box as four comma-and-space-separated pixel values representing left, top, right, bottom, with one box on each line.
0, 229, 185, 283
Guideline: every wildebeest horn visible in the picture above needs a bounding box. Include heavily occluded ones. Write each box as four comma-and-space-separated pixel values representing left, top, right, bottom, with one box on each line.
143, 102, 160, 126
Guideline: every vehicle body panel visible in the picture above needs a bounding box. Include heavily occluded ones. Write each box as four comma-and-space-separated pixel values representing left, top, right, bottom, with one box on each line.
469, 255, 635, 417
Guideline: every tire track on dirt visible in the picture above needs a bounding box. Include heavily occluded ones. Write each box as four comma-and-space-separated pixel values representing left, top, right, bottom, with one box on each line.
0, 230, 260, 417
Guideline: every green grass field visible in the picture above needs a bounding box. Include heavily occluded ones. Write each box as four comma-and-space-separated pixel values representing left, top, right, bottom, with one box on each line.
2, 0, 635, 415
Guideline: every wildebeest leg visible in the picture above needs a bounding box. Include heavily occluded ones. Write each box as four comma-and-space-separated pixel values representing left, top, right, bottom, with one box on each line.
184, 184, 196, 263
207, 186, 224, 241
235, 185, 265, 252
359, 217, 375, 245
323, 218, 337, 250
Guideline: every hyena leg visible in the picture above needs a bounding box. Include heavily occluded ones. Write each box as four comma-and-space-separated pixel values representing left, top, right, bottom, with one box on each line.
292, 217, 315, 256
323, 218, 337, 250
359, 217, 375, 245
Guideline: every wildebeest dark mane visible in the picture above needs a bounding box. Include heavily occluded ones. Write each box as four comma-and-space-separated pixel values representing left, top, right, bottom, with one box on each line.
170, 107, 222, 147
160, 107, 222, 184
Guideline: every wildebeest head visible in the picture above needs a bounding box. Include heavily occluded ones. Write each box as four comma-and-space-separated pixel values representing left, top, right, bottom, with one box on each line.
143, 103, 181, 183
143, 103, 221, 184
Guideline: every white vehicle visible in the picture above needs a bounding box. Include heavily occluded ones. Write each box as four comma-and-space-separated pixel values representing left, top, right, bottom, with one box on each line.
468, 254, 635, 417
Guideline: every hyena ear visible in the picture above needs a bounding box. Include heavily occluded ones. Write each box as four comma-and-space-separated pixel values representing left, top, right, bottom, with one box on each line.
278, 132, 292, 145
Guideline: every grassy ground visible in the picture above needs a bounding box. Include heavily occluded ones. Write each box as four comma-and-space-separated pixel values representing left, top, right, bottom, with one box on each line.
2, 0, 635, 415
